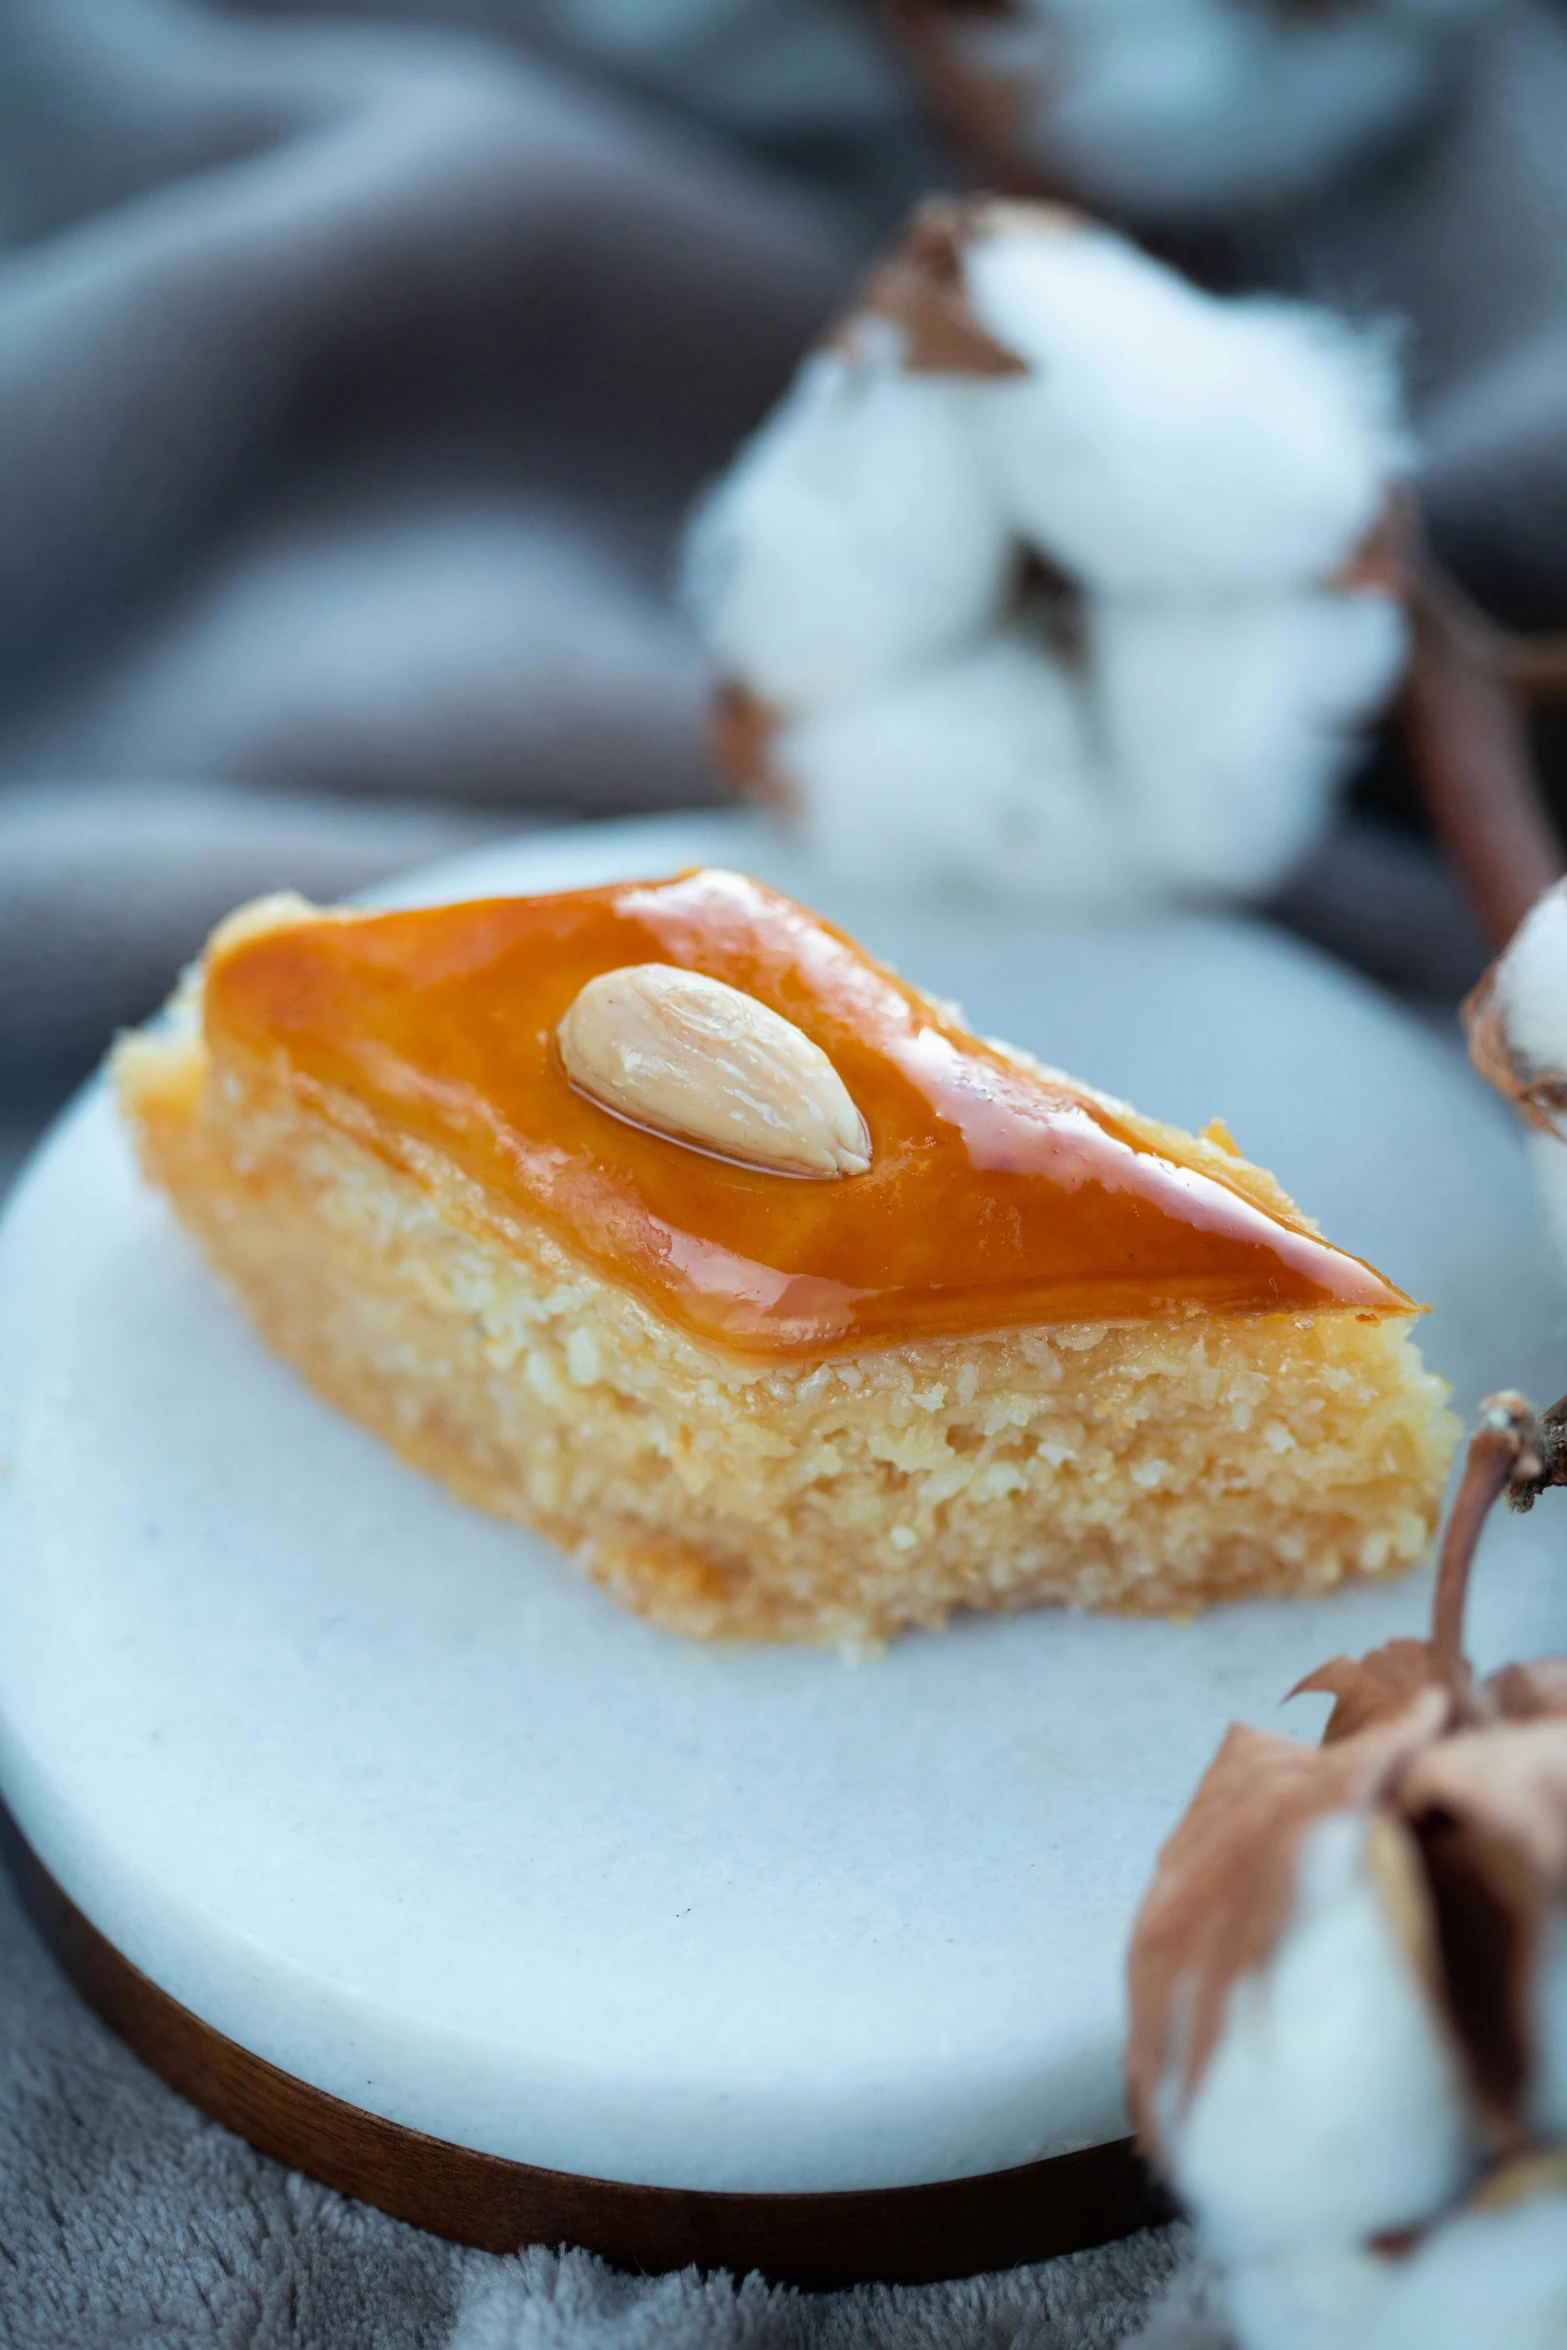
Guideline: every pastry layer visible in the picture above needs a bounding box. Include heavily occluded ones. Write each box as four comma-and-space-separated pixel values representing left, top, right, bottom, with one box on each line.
117, 1003, 1457, 1646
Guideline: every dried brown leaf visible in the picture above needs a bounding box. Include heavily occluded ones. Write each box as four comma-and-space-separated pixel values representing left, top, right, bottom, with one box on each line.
1463, 961, 1567, 1138
1470, 2148, 1567, 2212
1399, 1718, 1567, 2132
707, 682, 794, 812
846, 196, 1034, 378
1293, 1639, 1449, 1744
1125, 1688, 1451, 2157
1329, 495, 1411, 598
1483, 1659, 1567, 1722
1362, 1805, 1450, 2014
1402, 1720, 1567, 1895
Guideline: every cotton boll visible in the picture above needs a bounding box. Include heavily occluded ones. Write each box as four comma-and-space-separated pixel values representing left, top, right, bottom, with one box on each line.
1165, 1812, 1475, 2263
1493, 881, 1567, 1079
1366, 2176, 1567, 2350
962, 226, 1403, 594
683, 332, 1012, 711
688, 197, 1414, 919
953, 0, 1490, 226
777, 630, 1150, 910
1222, 2240, 1394, 2350
1482, 882, 1567, 1264
1090, 589, 1407, 896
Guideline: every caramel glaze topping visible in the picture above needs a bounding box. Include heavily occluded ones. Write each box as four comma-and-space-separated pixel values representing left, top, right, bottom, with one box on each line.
205, 869, 1412, 1358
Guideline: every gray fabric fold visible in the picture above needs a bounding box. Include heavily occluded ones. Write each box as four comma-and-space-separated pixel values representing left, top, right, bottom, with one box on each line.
1242, 0, 1567, 616
0, 0, 861, 1086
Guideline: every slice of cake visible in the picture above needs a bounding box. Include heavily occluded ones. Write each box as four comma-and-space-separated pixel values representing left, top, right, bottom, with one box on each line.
114, 869, 1455, 1646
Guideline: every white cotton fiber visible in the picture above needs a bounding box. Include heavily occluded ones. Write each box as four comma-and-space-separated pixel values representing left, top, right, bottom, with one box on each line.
683, 331, 1011, 711
685, 199, 1411, 915
778, 629, 1150, 910
1222, 2239, 1395, 2350
1489, 881, 1567, 1266
1494, 879, 1567, 1083
1165, 1811, 1476, 2263
962, 225, 1403, 594
942, 0, 1494, 224
1365, 2181, 1567, 2350
1090, 588, 1407, 895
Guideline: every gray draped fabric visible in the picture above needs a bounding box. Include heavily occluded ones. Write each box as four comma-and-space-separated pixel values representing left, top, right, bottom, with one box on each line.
0, 0, 868, 1094
1238, 0, 1567, 619
4, 0, 1566, 1108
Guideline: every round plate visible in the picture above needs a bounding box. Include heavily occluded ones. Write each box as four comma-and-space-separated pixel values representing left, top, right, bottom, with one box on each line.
2, 813, 1564, 2213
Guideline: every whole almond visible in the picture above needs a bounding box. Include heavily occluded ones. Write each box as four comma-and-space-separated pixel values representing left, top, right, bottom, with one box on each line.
558, 964, 871, 1178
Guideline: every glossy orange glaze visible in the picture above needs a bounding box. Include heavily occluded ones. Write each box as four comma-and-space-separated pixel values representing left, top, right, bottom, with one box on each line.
205, 869, 1410, 1356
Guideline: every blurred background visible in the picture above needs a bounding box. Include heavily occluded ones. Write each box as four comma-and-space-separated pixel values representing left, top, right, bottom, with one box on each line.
6, 0, 1567, 1187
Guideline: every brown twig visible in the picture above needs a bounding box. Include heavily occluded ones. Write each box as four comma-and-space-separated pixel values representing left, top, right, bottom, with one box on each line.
1430, 1395, 1539, 1691
1500, 637, 1567, 704
873, 1, 1058, 198
1416, 566, 1567, 710
1401, 567, 1566, 948
1430, 1388, 1567, 1701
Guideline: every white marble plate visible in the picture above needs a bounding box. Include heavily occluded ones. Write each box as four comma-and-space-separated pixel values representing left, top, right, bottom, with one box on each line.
2, 811, 1565, 2196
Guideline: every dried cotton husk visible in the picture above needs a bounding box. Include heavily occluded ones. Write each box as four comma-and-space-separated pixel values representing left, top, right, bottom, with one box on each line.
1126, 1393, 1567, 2350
